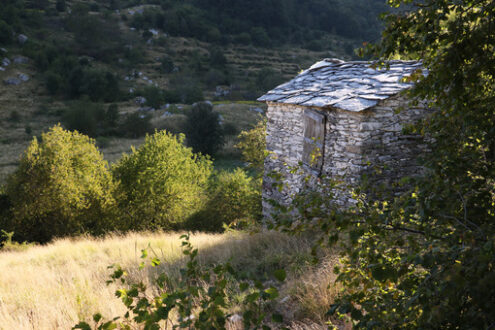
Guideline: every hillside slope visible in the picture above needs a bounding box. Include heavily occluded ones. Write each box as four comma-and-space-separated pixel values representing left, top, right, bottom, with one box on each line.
0, 0, 386, 182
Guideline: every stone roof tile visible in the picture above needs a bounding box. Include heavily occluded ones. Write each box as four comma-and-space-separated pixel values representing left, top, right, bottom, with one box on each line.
258, 59, 426, 112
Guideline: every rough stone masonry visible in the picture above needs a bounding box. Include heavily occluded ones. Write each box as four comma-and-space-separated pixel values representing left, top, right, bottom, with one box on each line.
257, 59, 430, 216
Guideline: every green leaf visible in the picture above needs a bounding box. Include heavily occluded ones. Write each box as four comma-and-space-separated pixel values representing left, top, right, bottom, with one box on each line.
273, 269, 286, 282
141, 249, 148, 259
72, 321, 91, 330
101, 321, 117, 330
272, 313, 283, 323
245, 292, 260, 303
93, 313, 102, 323
239, 282, 249, 292
151, 257, 160, 267
264, 287, 279, 299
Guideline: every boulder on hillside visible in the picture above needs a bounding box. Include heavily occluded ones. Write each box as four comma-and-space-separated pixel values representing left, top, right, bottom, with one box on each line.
135, 96, 146, 105
4, 77, 22, 85
17, 34, 28, 45
13, 56, 29, 64
2, 58, 11, 67
18, 73, 29, 82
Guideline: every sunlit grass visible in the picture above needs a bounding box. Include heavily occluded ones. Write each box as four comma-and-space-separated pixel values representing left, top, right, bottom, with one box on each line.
0, 230, 344, 329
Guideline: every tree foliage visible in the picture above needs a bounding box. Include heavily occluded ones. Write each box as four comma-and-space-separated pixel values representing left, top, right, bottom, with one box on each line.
235, 118, 267, 173
188, 169, 261, 232
4, 125, 117, 243
184, 102, 224, 156
282, 0, 495, 328
112, 131, 212, 230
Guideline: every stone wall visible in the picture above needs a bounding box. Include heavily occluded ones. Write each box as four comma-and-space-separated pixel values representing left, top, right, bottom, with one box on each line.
262, 102, 305, 214
262, 95, 429, 217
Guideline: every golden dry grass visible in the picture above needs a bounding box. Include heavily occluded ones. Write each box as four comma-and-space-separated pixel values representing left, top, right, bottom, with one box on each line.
0, 230, 344, 330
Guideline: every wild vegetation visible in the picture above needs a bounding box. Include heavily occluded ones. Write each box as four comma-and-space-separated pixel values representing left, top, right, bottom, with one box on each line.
0, 0, 379, 183
0, 231, 341, 329
1, 0, 493, 328
272, 0, 495, 328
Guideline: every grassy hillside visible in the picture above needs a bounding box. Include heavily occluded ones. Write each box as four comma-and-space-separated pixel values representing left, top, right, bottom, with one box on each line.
0, 231, 343, 329
0, 0, 385, 183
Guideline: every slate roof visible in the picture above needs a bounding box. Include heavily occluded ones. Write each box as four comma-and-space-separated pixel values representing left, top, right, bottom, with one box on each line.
257, 59, 425, 112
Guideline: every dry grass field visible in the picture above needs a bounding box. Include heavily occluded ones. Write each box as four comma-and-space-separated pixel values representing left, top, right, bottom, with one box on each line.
0, 231, 344, 329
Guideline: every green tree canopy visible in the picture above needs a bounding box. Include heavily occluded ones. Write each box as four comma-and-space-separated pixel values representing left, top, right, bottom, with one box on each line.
235, 118, 267, 174
112, 130, 212, 230
188, 168, 261, 232
4, 125, 117, 243
184, 102, 224, 156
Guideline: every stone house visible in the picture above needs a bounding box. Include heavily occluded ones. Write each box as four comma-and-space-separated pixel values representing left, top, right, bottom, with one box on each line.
257, 59, 429, 214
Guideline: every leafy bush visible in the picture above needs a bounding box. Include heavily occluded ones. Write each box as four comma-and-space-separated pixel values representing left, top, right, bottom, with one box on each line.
78, 69, 120, 102
0, 20, 14, 45
160, 55, 175, 73
250, 27, 271, 47
45, 71, 62, 95
254, 68, 285, 94
0, 230, 34, 252
184, 102, 224, 156
112, 131, 212, 230
4, 125, 117, 243
63, 101, 104, 137
236, 118, 267, 173
189, 169, 261, 232
209, 49, 227, 68
140, 86, 165, 109
55, 0, 66, 12
118, 112, 152, 138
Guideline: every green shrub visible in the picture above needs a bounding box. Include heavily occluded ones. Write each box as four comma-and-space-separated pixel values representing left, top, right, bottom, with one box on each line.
63, 101, 104, 137
0, 20, 14, 45
160, 55, 175, 73
118, 112, 152, 138
4, 125, 117, 243
184, 102, 224, 156
235, 118, 267, 173
188, 168, 261, 232
63, 101, 121, 137
45, 71, 62, 95
140, 86, 165, 109
55, 0, 66, 12
112, 131, 212, 230
0, 230, 34, 252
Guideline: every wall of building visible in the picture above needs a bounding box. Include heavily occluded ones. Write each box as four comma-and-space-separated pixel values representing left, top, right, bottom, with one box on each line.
262, 96, 429, 217
262, 102, 306, 214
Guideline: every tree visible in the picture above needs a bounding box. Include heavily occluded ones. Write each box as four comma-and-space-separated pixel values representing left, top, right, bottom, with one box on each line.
294, 0, 495, 328
119, 112, 152, 138
0, 20, 14, 45
4, 125, 117, 243
184, 102, 224, 156
235, 118, 267, 174
188, 169, 261, 232
112, 131, 212, 230
141, 86, 165, 109
55, 0, 66, 12
63, 100, 105, 137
